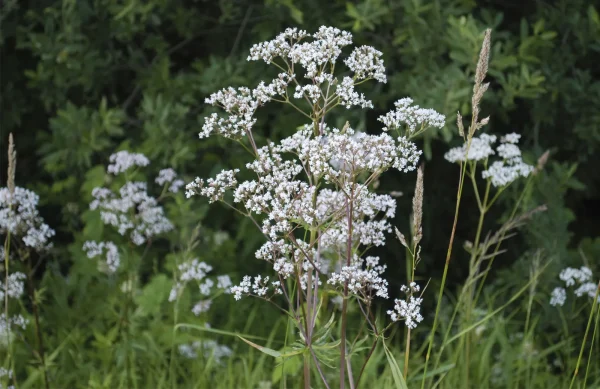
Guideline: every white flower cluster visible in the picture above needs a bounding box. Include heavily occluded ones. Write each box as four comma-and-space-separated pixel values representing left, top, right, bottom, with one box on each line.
0, 269, 27, 345
444, 134, 497, 163
155, 168, 185, 193
90, 181, 173, 246
327, 256, 389, 299
192, 300, 212, 316
378, 97, 446, 134
550, 266, 599, 306
0, 312, 28, 345
318, 186, 396, 249
107, 150, 149, 175
0, 272, 26, 301
0, 368, 12, 378
168, 259, 232, 317
201, 87, 260, 139
445, 133, 533, 187
0, 187, 55, 251
185, 169, 240, 201
178, 339, 232, 363
345, 46, 386, 83
231, 275, 283, 301
82, 241, 120, 273
90, 151, 178, 245
387, 282, 423, 329
202, 26, 391, 140
336, 77, 373, 109
169, 259, 212, 301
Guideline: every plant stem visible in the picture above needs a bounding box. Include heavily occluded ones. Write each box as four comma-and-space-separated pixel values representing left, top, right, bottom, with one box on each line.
340, 187, 355, 389
463, 179, 490, 387
26, 256, 50, 389
421, 150, 470, 389
570, 282, 600, 389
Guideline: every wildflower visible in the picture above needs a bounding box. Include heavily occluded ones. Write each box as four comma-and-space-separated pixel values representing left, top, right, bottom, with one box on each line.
481, 159, 533, 188
378, 98, 445, 134
336, 77, 373, 109
231, 275, 279, 300
445, 132, 533, 188
0, 272, 26, 300
82, 241, 120, 273
192, 300, 212, 316
90, 181, 173, 245
0, 313, 28, 346
185, 169, 240, 201
560, 266, 592, 286
106, 150, 149, 175
0, 187, 55, 251
327, 256, 389, 299
345, 45, 386, 83
550, 266, 599, 306
178, 340, 233, 363
549, 287, 566, 306
444, 134, 496, 163
387, 284, 424, 329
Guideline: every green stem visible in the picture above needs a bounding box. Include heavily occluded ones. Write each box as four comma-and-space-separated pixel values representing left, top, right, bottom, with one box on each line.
463, 178, 490, 388
570, 282, 600, 389
583, 292, 600, 388
421, 155, 470, 389
472, 176, 533, 308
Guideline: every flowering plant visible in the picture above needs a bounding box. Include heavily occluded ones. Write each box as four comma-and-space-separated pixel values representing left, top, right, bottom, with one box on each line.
186, 26, 445, 388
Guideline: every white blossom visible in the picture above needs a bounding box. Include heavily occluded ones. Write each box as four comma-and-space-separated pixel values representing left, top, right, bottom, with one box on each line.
155, 168, 177, 185
0, 272, 26, 301
378, 98, 445, 133
186, 169, 239, 201
217, 275, 232, 292
335, 77, 373, 109
90, 181, 173, 245
551, 266, 599, 306
107, 151, 149, 175
501, 133, 521, 144
0, 313, 28, 346
550, 287, 566, 306
560, 266, 592, 286
0, 187, 55, 251
231, 275, 279, 300
482, 159, 533, 187
327, 256, 389, 299
82, 241, 120, 273
247, 28, 309, 63
345, 45, 386, 83
192, 300, 212, 316
178, 340, 232, 363
387, 283, 424, 329
444, 134, 497, 163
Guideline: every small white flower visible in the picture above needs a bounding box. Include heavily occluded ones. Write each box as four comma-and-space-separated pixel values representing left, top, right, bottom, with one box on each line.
192, 300, 212, 316
0, 187, 55, 251
155, 168, 178, 185
107, 151, 149, 175
379, 97, 445, 133
444, 134, 497, 163
83, 241, 120, 273
90, 180, 173, 246
550, 287, 566, 306
0, 272, 26, 301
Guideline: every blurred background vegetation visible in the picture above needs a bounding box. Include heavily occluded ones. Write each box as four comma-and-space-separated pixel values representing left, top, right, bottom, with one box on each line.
1, 0, 599, 387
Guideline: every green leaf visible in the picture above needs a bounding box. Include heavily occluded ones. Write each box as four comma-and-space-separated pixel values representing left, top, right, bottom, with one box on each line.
237, 335, 282, 358
382, 340, 409, 389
